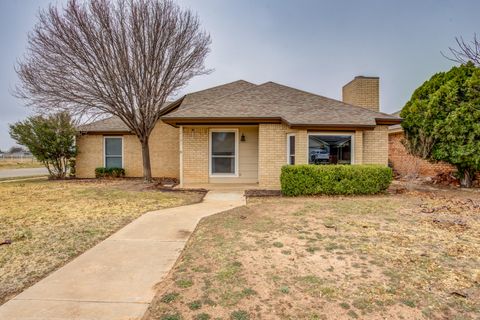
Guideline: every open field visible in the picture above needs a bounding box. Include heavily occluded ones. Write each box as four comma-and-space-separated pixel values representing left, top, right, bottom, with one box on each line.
0, 179, 203, 305
145, 190, 480, 320
0, 158, 43, 170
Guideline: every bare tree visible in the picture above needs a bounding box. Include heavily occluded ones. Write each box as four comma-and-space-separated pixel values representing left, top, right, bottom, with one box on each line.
442, 34, 480, 66
15, 0, 211, 181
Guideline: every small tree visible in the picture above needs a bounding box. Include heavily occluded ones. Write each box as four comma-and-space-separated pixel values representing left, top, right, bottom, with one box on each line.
15, 0, 211, 181
9, 112, 77, 178
401, 62, 480, 187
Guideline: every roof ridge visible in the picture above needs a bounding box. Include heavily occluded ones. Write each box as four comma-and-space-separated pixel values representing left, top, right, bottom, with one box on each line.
175, 80, 258, 113
77, 115, 116, 129
184, 79, 254, 96
263, 81, 398, 118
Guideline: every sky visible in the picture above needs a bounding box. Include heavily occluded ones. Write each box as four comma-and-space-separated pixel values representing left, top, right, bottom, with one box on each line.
0, 0, 478, 150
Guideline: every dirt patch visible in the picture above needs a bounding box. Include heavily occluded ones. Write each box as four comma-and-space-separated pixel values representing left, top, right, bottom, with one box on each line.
144, 190, 480, 320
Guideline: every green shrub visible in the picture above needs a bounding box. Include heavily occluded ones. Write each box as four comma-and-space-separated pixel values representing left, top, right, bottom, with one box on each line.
95, 167, 125, 178
280, 164, 392, 196
68, 159, 76, 178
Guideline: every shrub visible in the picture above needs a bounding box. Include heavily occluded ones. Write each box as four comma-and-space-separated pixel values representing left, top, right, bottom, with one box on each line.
280, 164, 392, 196
95, 167, 125, 178
9, 112, 77, 179
68, 158, 76, 177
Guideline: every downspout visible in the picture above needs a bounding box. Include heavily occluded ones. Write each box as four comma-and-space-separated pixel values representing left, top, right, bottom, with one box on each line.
179, 125, 184, 188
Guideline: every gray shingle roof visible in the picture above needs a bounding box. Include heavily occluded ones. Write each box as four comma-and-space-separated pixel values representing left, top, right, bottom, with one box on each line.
78, 80, 402, 132
163, 81, 401, 127
389, 110, 403, 132
77, 101, 173, 132
77, 116, 131, 133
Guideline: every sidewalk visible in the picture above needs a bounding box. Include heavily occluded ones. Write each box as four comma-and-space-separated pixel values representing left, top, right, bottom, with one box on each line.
0, 190, 245, 320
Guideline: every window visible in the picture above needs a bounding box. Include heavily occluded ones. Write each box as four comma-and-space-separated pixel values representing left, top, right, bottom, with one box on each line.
104, 137, 123, 168
210, 130, 237, 175
287, 134, 295, 164
308, 134, 352, 165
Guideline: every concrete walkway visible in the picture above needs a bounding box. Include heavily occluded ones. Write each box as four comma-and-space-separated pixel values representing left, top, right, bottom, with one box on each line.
0, 190, 245, 320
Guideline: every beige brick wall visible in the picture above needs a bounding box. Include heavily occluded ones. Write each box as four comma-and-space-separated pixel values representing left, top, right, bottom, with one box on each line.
76, 121, 179, 178
362, 125, 389, 165
122, 122, 179, 178
182, 126, 209, 184
342, 76, 380, 112
76, 135, 104, 178
258, 123, 290, 188
354, 130, 364, 164
295, 130, 308, 164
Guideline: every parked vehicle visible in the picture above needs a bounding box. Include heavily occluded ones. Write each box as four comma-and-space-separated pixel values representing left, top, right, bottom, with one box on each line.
310, 147, 330, 164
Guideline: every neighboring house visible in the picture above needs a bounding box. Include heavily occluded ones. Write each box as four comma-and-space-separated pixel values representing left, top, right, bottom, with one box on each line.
77, 76, 401, 188
388, 111, 454, 177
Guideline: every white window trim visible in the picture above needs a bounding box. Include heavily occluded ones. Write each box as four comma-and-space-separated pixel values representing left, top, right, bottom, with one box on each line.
286, 133, 296, 165
209, 128, 239, 177
307, 132, 355, 164
103, 136, 124, 168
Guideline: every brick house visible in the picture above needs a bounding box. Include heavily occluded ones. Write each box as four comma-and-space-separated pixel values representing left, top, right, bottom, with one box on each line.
76, 76, 401, 188
388, 111, 454, 177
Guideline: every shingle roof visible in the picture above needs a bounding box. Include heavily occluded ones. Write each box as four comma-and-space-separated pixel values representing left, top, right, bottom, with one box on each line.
77, 101, 173, 132
76, 82, 255, 132
77, 116, 131, 133
78, 80, 402, 132
389, 110, 403, 132
163, 81, 401, 127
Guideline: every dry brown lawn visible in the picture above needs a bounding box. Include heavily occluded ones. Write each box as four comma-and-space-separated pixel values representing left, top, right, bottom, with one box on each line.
0, 158, 43, 170
0, 179, 203, 305
145, 190, 480, 320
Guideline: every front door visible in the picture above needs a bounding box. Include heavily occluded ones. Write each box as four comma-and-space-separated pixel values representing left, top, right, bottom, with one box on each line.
209, 129, 238, 177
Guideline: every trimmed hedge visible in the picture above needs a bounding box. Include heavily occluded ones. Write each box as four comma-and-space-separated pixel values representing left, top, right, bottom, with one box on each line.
95, 167, 125, 178
280, 164, 393, 196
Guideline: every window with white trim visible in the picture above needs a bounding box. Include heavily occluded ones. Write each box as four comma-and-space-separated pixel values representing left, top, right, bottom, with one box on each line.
308, 134, 352, 165
210, 130, 237, 175
104, 137, 123, 168
287, 134, 295, 165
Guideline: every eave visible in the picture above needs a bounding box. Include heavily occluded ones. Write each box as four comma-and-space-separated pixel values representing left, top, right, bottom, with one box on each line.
375, 117, 402, 125
77, 131, 134, 135
161, 117, 282, 127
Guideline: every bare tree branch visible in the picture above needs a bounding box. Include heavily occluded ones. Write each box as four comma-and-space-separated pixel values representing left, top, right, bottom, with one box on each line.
442, 34, 480, 66
15, 0, 211, 181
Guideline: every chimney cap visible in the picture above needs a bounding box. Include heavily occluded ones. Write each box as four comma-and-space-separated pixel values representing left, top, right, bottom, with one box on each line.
354, 75, 379, 79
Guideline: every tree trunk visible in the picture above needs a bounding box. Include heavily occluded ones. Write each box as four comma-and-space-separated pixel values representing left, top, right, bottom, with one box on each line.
459, 168, 474, 188
141, 138, 152, 182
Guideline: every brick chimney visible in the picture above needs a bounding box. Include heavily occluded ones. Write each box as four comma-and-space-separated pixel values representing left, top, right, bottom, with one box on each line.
342, 76, 379, 112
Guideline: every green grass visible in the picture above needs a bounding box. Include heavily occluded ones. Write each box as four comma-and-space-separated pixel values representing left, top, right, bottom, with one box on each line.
272, 241, 284, 248
175, 279, 193, 288
188, 300, 202, 310
230, 310, 249, 320
161, 292, 180, 304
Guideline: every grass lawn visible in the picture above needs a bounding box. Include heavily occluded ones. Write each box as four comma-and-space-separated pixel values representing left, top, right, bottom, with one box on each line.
0, 179, 203, 305
145, 190, 480, 320
0, 158, 44, 170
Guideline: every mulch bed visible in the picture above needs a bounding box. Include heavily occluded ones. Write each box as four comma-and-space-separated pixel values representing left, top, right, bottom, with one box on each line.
244, 189, 282, 198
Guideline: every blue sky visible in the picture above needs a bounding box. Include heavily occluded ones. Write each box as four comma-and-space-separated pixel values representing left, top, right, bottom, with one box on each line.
0, 0, 478, 150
